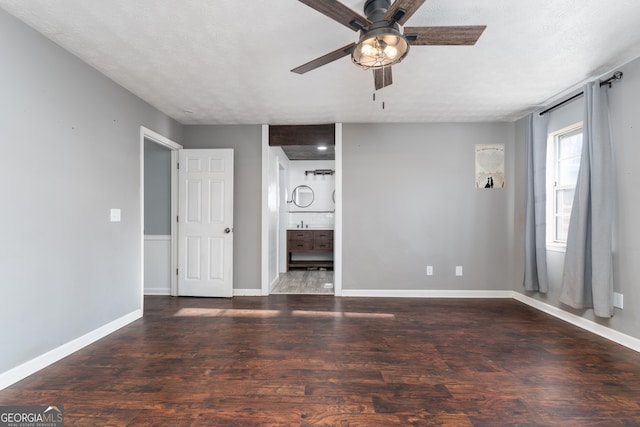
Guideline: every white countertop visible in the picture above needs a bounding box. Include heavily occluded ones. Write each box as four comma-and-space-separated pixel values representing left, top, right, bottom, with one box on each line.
287, 227, 334, 230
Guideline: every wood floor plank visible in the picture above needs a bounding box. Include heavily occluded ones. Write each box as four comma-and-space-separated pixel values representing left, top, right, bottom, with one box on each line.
2, 295, 640, 425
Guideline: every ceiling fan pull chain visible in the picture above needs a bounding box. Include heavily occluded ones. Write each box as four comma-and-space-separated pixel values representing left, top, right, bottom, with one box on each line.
373, 91, 385, 109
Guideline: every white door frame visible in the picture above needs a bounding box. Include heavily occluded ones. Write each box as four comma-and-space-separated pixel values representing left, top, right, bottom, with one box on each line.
140, 126, 183, 308
334, 123, 343, 296
260, 123, 343, 296
260, 125, 270, 295
277, 160, 288, 275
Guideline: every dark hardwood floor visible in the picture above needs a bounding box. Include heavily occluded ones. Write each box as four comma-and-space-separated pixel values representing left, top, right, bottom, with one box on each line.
2, 296, 640, 426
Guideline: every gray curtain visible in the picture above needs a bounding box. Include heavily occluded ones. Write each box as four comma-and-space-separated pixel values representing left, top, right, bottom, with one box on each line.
560, 81, 615, 318
523, 113, 550, 292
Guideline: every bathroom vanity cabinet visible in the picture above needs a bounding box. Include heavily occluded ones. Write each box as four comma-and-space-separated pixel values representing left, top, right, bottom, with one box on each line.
287, 229, 333, 270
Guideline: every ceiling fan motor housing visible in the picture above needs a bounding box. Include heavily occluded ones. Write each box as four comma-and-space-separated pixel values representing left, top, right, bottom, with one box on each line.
364, 0, 392, 21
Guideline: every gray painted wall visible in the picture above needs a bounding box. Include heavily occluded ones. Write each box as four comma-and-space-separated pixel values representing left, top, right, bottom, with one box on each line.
342, 123, 515, 291
144, 140, 172, 235
182, 125, 262, 290
511, 55, 640, 340
0, 10, 182, 374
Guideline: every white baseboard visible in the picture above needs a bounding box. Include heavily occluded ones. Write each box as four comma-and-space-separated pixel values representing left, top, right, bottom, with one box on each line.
512, 292, 640, 353
341, 289, 513, 298
234, 288, 263, 296
340, 288, 640, 353
0, 309, 142, 391
144, 288, 171, 296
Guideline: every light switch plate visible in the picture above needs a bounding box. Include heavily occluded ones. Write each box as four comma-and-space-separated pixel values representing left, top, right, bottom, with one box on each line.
426, 266, 433, 276
614, 292, 624, 309
455, 266, 463, 276
110, 208, 121, 222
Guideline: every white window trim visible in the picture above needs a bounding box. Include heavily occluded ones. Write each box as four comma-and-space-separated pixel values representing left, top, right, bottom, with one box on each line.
546, 121, 583, 252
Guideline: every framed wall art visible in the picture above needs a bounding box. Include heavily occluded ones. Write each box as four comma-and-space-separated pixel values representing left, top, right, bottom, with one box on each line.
475, 144, 505, 189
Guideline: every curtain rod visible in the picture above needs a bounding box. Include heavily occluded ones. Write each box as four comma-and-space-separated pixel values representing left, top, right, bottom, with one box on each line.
538, 71, 623, 116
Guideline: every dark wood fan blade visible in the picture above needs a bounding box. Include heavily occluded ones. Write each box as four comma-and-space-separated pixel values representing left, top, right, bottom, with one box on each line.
384, 0, 426, 25
291, 43, 356, 74
298, 0, 372, 31
374, 66, 393, 90
404, 26, 486, 45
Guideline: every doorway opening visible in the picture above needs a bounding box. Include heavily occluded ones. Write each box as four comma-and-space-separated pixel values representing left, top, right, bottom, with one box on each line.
261, 124, 342, 296
272, 158, 335, 295
139, 127, 182, 305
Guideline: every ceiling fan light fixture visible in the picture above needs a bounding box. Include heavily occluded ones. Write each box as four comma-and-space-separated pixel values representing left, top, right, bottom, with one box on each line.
294, 0, 486, 90
352, 28, 409, 69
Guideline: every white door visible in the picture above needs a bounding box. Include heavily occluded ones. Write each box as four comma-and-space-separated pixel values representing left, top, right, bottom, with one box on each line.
178, 149, 234, 297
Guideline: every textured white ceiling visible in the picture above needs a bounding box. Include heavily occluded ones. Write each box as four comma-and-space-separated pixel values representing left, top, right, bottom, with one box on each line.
2, 0, 640, 124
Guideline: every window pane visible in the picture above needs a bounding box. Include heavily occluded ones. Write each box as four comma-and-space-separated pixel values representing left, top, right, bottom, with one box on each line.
555, 214, 571, 242
555, 188, 574, 242
557, 132, 582, 186
557, 155, 581, 186
556, 188, 575, 216
558, 132, 582, 159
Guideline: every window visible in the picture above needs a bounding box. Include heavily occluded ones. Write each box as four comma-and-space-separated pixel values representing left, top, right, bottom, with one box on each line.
547, 123, 583, 248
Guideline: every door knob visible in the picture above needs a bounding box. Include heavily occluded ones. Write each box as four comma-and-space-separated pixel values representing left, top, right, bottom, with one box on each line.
224, 227, 232, 234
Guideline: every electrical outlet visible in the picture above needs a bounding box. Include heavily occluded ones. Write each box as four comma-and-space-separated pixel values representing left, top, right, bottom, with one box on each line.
110, 208, 121, 222
614, 292, 624, 309
455, 266, 463, 276
426, 266, 433, 276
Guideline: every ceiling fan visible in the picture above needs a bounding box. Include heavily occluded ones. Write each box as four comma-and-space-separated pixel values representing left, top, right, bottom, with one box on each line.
291, 0, 486, 90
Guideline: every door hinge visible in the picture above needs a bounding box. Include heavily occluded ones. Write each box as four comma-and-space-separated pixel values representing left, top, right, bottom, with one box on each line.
176, 268, 179, 276
177, 162, 180, 170
176, 215, 179, 222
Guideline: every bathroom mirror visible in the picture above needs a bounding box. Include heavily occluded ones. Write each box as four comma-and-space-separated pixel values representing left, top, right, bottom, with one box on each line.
291, 185, 314, 208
